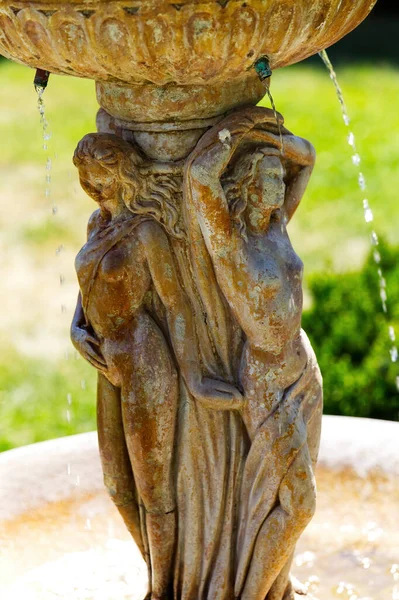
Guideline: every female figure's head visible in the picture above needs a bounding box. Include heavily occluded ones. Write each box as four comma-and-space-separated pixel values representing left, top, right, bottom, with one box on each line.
222, 148, 286, 238
73, 133, 183, 237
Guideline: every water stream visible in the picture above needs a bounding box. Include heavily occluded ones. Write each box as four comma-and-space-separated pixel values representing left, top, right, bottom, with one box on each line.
36, 84, 79, 486
319, 50, 399, 388
265, 86, 285, 154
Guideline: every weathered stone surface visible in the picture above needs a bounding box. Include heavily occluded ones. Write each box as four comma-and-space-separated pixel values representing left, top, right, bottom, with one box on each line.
0, 0, 377, 86
67, 106, 323, 599
0, 2, 378, 599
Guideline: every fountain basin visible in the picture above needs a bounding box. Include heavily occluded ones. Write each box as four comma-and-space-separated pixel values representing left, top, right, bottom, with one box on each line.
0, 415, 398, 599
0, 0, 378, 84
0, 0, 377, 120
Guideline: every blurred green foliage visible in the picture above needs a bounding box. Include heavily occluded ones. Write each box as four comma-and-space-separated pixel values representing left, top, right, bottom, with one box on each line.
0, 350, 96, 452
303, 242, 399, 421
0, 60, 399, 450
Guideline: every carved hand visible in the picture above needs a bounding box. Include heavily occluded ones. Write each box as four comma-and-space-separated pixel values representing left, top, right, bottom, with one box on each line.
188, 377, 245, 411
71, 324, 107, 372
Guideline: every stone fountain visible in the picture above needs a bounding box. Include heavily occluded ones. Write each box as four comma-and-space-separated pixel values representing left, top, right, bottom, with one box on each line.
0, 2, 381, 600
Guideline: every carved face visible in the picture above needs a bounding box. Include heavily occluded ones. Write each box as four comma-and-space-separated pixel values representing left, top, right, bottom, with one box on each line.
78, 162, 120, 207
245, 154, 285, 233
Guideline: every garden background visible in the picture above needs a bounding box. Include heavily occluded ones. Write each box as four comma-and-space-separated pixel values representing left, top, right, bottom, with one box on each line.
1, 2, 398, 450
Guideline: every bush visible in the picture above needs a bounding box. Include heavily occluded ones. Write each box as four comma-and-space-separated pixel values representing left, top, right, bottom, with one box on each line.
303, 241, 399, 421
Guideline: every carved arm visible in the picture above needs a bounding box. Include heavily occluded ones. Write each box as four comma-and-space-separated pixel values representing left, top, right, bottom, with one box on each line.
250, 128, 316, 223
186, 107, 278, 255
138, 220, 244, 410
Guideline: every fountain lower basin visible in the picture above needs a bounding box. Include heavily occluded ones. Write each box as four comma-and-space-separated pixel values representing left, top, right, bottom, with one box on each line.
1, 415, 398, 600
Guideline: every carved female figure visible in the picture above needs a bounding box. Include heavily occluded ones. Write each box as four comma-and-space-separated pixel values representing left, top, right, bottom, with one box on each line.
185, 107, 323, 600
70, 133, 243, 600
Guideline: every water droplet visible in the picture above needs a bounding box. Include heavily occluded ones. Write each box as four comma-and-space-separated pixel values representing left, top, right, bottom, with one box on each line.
371, 231, 379, 246
52, 204, 58, 215
396, 377, 399, 392
360, 557, 372, 570
389, 327, 396, 342
265, 87, 285, 155
66, 409, 71, 423
295, 550, 316, 568
358, 172, 366, 190
373, 250, 381, 264
343, 115, 350, 126
390, 346, 398, 363
362, 199, 373, 223
46, 158, 52, 170
67, 393, 72, 405
347, 132, 355, 146
380, 289, 387, 304
335, 581, 357, 598
352, 153, 361, 166
45, 188, 50, 198
364, 209, 373, 223
61, 304, 67, 313
59, 274, 65, 286
305, 575, 320, 593
56, 244, 64, 256
362, 521, 384, 542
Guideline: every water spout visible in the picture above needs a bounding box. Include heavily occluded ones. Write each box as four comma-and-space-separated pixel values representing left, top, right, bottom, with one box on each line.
254, 56, 272, 82
33, 68, 50, 94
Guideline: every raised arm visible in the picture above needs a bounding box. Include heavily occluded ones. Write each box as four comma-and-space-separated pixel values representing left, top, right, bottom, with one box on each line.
282, 135, 315, 222
138, 220, 243, 410
185, 107, 283, 254
248, 128, 316, 223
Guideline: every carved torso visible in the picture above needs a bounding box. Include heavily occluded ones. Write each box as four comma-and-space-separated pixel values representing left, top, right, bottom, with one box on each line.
235, 219, 304, 353
75, 215, 151, 340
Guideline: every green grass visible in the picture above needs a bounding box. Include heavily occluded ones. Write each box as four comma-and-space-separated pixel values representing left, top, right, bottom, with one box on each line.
0, 348, 96, 452
1, 58, 398, 450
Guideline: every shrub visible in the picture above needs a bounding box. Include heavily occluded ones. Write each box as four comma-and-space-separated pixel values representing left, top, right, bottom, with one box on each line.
302, 241, 399, 421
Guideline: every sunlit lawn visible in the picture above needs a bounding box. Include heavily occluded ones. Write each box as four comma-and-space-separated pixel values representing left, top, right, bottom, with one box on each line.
1, 58, 398, 450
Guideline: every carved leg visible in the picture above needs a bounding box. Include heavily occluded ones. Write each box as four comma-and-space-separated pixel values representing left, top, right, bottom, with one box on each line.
267, 551, 295, 600
96, 372, 145, 556
120, 312, 178, 599
240, 445, 316, 600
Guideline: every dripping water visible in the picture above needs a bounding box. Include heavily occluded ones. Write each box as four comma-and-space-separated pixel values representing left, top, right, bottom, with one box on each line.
319, 50, 398, 388
35, 85, 57, 215
36, 85, 78, 481
265, 86, 285, 155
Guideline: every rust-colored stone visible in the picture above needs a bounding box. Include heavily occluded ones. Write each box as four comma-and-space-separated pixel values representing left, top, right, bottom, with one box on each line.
0, 2, 378, 598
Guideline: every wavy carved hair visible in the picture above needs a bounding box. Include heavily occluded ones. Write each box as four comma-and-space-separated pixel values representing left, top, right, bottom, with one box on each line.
73, 133, 183, 238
